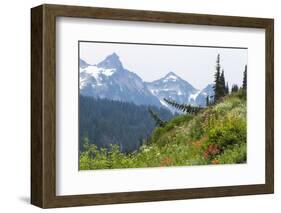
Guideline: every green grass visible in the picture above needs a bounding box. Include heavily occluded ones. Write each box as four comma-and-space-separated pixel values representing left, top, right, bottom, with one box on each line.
79, 90, 247, 170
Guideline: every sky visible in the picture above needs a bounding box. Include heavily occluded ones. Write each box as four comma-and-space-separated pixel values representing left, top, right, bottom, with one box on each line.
79, 41, 247, 90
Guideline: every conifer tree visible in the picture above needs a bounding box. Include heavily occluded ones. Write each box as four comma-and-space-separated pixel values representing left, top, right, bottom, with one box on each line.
231, 84, 239, 93
163, 98, 202, 114
220, 69, 226, 95
206, 95, 210, 106
242, 65, 247, 90
225, 82, 229, 95
148, 108, 166, 127
213, 54, 224, 102
82, 133, 90, 151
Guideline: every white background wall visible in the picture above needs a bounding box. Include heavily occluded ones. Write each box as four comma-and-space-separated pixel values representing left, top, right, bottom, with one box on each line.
0, 0, 279, 212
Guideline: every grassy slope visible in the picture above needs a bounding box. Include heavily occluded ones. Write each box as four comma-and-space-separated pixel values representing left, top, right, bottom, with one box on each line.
80, 91, 247, 170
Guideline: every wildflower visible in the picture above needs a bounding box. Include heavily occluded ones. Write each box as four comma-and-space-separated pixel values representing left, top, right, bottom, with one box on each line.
212, 159, 220, 164
207, 144, 220, 155
203, 144, 221, 159
190, 136, 208, 148
160, 156, 173, 166
203, 151, 209, 158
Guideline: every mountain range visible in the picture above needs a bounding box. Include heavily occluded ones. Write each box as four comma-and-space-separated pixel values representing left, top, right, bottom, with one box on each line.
79, 53, 214, 112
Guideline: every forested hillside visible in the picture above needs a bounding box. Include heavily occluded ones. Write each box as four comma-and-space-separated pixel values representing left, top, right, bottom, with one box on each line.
79, 95, 174, 153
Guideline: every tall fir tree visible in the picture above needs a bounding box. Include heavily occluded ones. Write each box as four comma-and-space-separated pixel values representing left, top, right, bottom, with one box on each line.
220, 69, 226, 96
225, 82, 229, 95
213, 54, 221, 102
242, 65, 247, 90
231, 84, 239, 93
213, 54, 226, 103
206, 95, 210, 106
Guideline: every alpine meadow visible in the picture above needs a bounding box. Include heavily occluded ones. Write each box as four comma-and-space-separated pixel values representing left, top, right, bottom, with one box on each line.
78, 42, 247, 170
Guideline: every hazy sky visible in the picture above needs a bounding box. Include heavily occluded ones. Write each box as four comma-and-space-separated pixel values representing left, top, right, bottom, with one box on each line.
79, 41, 247, 90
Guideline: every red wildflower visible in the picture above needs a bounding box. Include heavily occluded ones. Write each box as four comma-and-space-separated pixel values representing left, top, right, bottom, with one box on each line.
203, 144, 221, 159
160, 156, 173, 166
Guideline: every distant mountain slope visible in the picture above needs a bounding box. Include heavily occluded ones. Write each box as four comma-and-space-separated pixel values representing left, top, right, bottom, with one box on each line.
191, 84, 215, 106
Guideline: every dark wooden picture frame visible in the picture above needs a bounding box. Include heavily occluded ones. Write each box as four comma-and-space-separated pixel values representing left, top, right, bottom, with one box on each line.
31, 4, 274, 208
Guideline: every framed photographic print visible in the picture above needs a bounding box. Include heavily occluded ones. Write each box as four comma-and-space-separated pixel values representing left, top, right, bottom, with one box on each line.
31, 4, 274, 208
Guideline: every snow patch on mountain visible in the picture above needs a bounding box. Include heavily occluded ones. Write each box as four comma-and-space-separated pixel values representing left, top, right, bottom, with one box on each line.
80, 65, 116, 78
159, 99, 169, 108
79, 65, 116, 89
163, 75, 178, 83
188, 90, 201, 102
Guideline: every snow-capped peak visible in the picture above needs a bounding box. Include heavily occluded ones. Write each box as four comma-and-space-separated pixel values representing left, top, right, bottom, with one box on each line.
163, 71, 179, 82
97, 52, 123, 69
